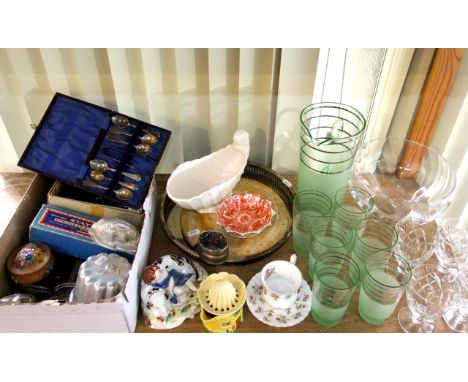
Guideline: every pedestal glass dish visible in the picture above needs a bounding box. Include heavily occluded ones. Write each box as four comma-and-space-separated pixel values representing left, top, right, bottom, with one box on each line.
434, 218, 468, 273
443, 262, 468, 332
395, 218, 435, 267
398, 264, 458, 333
352, 138, 456, 224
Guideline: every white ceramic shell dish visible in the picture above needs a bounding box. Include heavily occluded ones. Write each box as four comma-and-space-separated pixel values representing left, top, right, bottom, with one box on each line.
166, 130, 250, 213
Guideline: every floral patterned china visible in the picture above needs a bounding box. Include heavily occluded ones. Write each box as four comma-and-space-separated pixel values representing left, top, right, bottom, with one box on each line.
261, 254, 302, 309
217, 191, 275, 238
246, 271, 312, 328
141, 255, 208, 329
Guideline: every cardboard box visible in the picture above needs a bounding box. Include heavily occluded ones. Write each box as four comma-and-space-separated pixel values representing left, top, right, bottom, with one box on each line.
29, 204, 134, 262
0, 174, 157, 333
48, 181, 144, 229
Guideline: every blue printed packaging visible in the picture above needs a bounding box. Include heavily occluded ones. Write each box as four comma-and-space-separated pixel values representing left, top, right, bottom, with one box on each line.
29, 204, 134, 262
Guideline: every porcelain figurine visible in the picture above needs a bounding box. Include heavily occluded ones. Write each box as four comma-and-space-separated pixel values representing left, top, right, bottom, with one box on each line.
166, 129, 250, 213
89, 218, 140, 254
141, 254, 208, 329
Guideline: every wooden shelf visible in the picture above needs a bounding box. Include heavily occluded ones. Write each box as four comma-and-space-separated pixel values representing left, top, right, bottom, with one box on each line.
135, 174, 451, 333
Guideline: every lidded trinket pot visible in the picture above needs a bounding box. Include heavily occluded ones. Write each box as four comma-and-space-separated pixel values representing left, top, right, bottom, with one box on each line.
6, 243, 54, 285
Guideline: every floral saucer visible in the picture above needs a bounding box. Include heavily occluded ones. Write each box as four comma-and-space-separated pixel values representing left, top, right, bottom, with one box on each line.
246, 272, 312, 328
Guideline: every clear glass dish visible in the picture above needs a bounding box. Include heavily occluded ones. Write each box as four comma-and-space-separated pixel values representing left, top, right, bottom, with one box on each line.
351, 137, 456, 223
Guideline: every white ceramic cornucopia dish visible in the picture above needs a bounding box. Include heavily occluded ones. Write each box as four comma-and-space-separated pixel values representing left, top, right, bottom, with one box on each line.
166, 130, 250, 213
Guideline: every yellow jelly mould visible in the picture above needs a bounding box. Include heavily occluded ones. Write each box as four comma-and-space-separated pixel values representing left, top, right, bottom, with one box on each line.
197, 272, 246, 333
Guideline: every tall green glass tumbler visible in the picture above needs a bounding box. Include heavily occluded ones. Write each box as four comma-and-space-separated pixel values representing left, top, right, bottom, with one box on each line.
351, 217, 398, 277
334, 186, 374, 229
358, 251, 412, 325
293, 191, 334, 258
308, 217, 354, 280
310, 253, 361, 328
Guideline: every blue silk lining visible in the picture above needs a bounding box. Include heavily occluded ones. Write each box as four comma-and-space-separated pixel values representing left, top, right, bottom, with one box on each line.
20, 94, 170, 209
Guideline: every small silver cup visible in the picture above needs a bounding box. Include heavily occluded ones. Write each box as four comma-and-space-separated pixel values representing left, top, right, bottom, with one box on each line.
197, 231, 229, 265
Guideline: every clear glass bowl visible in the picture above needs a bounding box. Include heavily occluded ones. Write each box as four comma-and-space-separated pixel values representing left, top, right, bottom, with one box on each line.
351, 138, 456, 223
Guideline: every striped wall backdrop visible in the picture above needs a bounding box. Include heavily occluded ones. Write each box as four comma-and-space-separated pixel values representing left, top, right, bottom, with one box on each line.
0, 48, 465, 218
0, 48, 395, 172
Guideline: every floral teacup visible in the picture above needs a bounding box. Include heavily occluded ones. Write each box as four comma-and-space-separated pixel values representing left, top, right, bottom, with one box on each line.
261, 254, 302, 309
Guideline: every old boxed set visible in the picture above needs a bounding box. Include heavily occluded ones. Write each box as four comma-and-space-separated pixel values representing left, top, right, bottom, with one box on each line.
0, 93, 170, 332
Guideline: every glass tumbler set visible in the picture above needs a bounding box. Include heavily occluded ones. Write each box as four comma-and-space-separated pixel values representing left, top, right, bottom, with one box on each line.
293, 186, 412, 328
294, 180, 467, 331
294, 102, 464, 332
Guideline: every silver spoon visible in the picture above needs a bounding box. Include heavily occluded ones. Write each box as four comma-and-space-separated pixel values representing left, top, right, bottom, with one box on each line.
120, 171, 142, 182
90, 170, 111, 182
106, 134, 127, 145
119, 181, 138, 191
109, 127, 158, 146
83, 180, 108, 190
114, 188, 133, 200
90, 159, 114, 172
135, 143, 151, 155
112, 115, 136, 128
109, 127, 133, 136
89, 173, 138, 190
106, 135, 150, 155
140, 133, 158, 145
111, 125, 157, 136
0, 293, 36, 305
83, 180, 133, 200
89, 159, 141, 182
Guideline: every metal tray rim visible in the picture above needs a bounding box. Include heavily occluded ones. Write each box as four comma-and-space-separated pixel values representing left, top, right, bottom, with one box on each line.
159, 162, 295, 264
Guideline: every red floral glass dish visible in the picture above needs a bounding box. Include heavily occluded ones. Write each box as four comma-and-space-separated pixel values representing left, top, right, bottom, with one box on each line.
216, 192, 275, 238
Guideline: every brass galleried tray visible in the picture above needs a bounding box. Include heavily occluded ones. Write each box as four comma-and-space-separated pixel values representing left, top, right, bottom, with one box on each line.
160, 162, 294, 263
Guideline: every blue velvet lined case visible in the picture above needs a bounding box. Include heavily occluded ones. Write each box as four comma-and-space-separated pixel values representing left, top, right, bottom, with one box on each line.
18, 93, 171, 209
